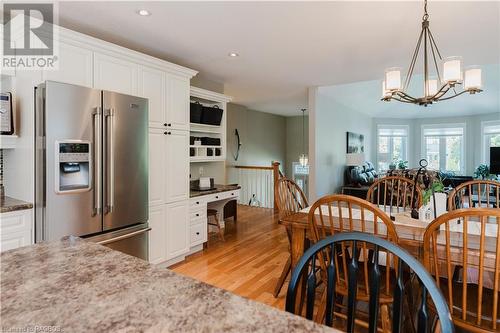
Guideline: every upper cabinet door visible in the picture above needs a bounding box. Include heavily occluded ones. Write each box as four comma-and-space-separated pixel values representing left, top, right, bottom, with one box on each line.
94, 52, 138, 95
139, 66, 166, 128
42, 42, 92, 87
165, 129, 189, 203
166, 75, 189, 131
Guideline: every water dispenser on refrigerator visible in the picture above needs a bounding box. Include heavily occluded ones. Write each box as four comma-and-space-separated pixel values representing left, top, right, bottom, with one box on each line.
55, 141, 91, 193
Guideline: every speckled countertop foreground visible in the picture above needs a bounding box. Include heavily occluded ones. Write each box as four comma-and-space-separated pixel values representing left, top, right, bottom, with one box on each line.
0, 237, 338, 333
0, 196, 33, 213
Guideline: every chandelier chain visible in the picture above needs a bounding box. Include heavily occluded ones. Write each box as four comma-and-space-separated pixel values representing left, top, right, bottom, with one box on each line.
423, 0, 429, 21
301, 108, 306, 154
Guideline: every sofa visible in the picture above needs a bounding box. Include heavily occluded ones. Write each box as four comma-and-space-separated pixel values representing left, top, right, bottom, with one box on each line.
346, 161, 378, 186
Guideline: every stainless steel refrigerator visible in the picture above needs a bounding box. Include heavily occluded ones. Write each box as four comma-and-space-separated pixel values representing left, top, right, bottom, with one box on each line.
35, 81, 150, 260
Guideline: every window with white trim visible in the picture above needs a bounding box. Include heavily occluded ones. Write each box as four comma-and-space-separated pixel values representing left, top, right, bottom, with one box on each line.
377, 125, 409, 172
482, 120, 500, 165
422, 124, 465, 174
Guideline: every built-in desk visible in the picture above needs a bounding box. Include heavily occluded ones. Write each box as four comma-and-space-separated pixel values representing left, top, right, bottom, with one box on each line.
189, 185, 240, 254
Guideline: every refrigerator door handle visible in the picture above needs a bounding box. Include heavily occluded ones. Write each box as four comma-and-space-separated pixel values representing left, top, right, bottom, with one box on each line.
104, 108, 115, 214
96, 227, 151, 245
92, 107, 102, 217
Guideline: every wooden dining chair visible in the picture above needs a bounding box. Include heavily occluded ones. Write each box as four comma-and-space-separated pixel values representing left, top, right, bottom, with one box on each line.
286, 232, 455, 333
367, 176, 423, 213
273, 177, 309, 297
307, 194, 399, 332
448, 180, 500, 210
423, 208, 500, 332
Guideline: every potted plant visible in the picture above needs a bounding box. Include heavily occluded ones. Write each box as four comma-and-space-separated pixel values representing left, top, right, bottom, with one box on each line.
474, 164, 494, 180
397, 159, 408, 170
420, 179, 447, 221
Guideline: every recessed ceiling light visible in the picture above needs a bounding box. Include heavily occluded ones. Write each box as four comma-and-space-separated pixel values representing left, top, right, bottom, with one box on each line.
137, 9, 151, 16
228, 52, 239, 57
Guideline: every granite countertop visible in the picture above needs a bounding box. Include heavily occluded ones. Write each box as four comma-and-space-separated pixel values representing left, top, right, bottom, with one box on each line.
190, 184, 241, 198
0, 196, 33, 213
0, 237, 338, 333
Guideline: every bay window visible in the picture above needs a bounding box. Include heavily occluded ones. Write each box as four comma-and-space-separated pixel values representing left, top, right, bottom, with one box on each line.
482, 120, 500, 165
422, 124, 465, 174
377, 125, 409, 172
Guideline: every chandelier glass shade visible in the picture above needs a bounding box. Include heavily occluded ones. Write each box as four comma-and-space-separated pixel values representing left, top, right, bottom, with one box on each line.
299, 154, 309, 167
382, 0, 483, 106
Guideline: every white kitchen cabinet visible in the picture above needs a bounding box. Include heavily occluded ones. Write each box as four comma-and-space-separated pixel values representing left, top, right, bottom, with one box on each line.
166, 75, 189, 131
165, 129, 189, 203
42, 42, 93, 87
148, 128, 167, 207
148, 205, 167, 264
149, 129, 189, 206
139, 66, 166, 129
0, 209, 32, 252
165, 200, 189, 260
94, 52, 138, 94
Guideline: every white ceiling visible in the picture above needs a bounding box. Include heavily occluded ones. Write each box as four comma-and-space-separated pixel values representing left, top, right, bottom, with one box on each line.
319, 64, 500, 119
57, 1, 500, 116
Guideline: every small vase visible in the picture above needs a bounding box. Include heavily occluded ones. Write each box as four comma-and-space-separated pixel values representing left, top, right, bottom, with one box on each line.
420, 193, 447, 221
419, 205, 433, 222
432, 192, 447, 217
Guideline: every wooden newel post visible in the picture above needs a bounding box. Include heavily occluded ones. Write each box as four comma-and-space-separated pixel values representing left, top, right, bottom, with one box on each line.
272, 161, 281, 212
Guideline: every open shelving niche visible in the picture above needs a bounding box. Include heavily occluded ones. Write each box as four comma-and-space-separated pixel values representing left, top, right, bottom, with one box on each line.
189, 87, 231, 163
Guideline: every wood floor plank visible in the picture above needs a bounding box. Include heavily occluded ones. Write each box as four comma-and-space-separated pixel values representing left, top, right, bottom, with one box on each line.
171, 205, 289, 310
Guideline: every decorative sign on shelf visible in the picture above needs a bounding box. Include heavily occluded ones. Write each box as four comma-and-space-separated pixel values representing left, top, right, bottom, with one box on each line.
0, 92, 14, 135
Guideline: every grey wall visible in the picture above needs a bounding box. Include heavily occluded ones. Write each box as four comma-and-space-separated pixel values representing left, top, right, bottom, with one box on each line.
189, 99, 304, 185
285, 115, 309, 177
226, 103, 286, 182
312, 87, 373, 197
372, 112, 500, 175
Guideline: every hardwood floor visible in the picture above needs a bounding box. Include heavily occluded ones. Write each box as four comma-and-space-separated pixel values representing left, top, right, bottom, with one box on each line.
171, 205, 289, 309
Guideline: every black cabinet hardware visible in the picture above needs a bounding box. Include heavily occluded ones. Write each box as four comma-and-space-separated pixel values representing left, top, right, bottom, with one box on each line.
196, 232, 200, 235
164, 131, 171, 135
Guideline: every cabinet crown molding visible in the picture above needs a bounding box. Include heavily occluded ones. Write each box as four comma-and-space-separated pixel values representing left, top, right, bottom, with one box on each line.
190, 87, 232, 103
2, 20, 198, 79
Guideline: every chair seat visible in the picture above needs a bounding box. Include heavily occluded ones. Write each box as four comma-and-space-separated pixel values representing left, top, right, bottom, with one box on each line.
332, 267, 396, 304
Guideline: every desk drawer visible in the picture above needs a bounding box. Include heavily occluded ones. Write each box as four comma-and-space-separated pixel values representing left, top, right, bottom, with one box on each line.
190, 222, 207, 246
190, 216, 206, 226
190, 198, 207, 208
217, 189, 240, 201
190, 210, 206, 220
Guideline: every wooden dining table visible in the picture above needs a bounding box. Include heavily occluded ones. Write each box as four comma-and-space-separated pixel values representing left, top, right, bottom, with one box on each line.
279, 207, 499, 273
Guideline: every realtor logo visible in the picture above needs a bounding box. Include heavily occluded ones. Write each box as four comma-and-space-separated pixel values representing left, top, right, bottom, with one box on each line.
2, 2, 58, 70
